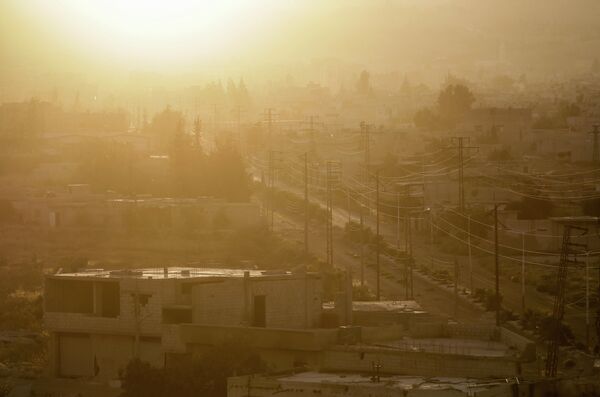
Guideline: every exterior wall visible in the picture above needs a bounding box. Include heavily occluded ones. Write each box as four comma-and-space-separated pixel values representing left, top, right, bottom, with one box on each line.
192, 280, 246, 326
252, 277, 321, 329
53, 332, 162, 381
45, 277, 172, 336
191, 276, 322, 329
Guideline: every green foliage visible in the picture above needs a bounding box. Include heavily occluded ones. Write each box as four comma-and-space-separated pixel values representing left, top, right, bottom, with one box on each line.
0, 380, 13, 397
120, 339, 264, 397
75, 131, 250, 201
353, 283, 376, 301
472, 288, 502, 312
0, 261, 44, 332
437, 84, 475, 123
342, 221, 385, 251
224, 225, 313, 268
0, 292, 43, 331
414, 84, 475, 131
520, 309, 574, 345
413, 108, 441, 131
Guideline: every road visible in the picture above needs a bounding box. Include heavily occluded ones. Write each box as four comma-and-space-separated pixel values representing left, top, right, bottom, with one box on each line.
267, 177, 594, 343
273, 209, 483, 321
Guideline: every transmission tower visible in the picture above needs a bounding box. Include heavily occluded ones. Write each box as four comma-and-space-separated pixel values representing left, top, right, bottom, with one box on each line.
267, 151, 283, 232
450, 137, 478, 212
360, 122, 372, 185
302, 116, 323, 157
326, 161, 341, 268
545, 224, 587, 377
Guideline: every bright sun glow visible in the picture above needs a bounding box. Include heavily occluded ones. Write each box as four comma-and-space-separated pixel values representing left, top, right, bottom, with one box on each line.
23, 0, 297, 69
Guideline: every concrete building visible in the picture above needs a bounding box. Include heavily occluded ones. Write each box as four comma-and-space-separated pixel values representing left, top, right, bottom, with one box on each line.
44, 267, 323, 381
11, 189, 261, 231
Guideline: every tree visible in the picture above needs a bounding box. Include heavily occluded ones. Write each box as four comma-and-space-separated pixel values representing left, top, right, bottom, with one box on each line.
237, 78, 250, 107
437, 84, 475, 124
145, 106, 186, 151
120, 359, 165, 397
205, 143, 251, 202
120, 338, 264, 397
413, 107, 440, 131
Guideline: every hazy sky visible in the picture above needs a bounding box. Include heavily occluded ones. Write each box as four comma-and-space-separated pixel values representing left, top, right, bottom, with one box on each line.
2, 0, 600, 97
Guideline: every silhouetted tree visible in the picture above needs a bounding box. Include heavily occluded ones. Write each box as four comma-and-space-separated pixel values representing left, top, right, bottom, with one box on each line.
120, 338, 264, 397
413, 107, 440, 131
145, 106, 186, 151
437, 84, 475, 124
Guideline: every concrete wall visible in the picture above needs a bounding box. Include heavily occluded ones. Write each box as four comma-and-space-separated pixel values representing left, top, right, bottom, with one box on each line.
51, 332, 162, 381
178, 324, 338, 371
320, 346, 519, 379
191, 275, 322, 329
45, 277, 171, 336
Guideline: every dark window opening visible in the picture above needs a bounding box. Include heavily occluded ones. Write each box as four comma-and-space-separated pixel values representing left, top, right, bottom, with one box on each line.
252, 295, 266, 327
162, 308, 192, 324
133, 293, 151, 307
99, 282, 120, 317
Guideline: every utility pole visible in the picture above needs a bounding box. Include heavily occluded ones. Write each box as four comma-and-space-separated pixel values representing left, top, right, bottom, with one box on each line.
585, 250, 589, 350
375, 170, 381, 301
267, 151, 282, 232
306, 115, 322, 157
396, 192, 401, 251
450, 137, 478, 212
268, 151, 275, 232
468, 215, 473, 293
360, 205, 365, 287
347, 189, 351, 224
404, 215, 409, 299
590, 125, 600, 163
233, 105, 243, 153
304, 152, 309, 256
522, 232, 526, 313
454, 258, 459, 318
494, 203, 500, 326
360, 122, 371, 186
193, 116, 202, 148
265, 108, 276, 149
408, 213, 413, 299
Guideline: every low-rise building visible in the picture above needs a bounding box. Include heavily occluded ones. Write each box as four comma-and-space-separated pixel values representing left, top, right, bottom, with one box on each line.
44, 267, 323, 380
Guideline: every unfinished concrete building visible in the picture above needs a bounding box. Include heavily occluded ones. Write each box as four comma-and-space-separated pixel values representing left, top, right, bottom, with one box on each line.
44, 267, 323, 380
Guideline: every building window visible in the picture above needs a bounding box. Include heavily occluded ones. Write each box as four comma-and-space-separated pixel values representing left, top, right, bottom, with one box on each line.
252, 295, 266, 327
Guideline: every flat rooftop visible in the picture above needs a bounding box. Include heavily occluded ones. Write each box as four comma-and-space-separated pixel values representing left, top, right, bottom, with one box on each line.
276, 372, 509, 393
48, 267, 304, 280
323, 300, 425, 314
376, 337, 511, 357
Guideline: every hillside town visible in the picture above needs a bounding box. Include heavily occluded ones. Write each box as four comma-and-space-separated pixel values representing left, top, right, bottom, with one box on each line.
1, 1, 600, 396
